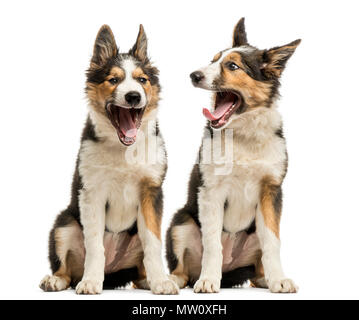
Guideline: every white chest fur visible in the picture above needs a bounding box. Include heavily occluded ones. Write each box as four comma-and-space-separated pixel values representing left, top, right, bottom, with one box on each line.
200, 107, 287, 234
78, 126, 166, 233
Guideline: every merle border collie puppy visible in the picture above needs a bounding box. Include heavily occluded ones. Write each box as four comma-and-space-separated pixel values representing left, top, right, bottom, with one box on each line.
166, 18, 300, 293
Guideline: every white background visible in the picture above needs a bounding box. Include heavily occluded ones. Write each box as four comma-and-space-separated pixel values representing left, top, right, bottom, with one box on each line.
0, 0, 358, 300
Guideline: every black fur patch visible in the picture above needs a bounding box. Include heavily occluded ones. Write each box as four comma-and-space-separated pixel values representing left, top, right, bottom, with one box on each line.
166, 225, 178, 273
221, 265, 256, 288
127, 221, 138, 236
86, 58, 117, 85
81, 117, 98, 142
232, 18, 248, 47
239, 49, 266, 81
245, 220, 256, 235
275, 126, 284, 139
103, 267, 139, 290
224, 199, 229, 211
272, 185, 283, 218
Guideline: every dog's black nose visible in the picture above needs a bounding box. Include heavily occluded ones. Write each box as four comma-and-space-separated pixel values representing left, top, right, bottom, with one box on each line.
125, 91, 141, 106
190, 71, 204, 84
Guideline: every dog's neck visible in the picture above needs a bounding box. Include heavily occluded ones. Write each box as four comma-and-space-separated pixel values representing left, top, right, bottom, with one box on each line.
227, 104, 283, 144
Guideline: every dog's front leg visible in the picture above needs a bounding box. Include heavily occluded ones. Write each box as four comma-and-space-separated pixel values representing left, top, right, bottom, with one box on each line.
255, 179, 298, 293
194, 187, 225, 293
76, 188, 106, 294
137, 181, 179, 294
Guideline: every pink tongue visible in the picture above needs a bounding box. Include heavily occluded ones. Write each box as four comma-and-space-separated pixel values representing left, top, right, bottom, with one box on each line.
119, 109, 137, 138
203, 100, 233, 121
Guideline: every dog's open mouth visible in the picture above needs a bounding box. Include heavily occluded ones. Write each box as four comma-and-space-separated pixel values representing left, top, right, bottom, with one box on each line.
106, 104, 145, 146
203, 91, 241, 129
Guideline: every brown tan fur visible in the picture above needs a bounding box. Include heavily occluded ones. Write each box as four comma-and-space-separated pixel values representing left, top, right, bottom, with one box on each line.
219, 52, 272, 108
86, 67, 125, 115
260, 176, 282, 238
132, 67, 160, 116
132, 25, 147, 61
211, 51, 222, 63
90, 25, 117, 69
250, 260, 267, 288
263, 42, 301, 78
139, 177, 162, 240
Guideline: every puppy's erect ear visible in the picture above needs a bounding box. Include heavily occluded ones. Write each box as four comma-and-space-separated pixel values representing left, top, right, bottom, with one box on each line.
131, 24, 148, 61
261, 39, 301, 79
91, 25, 117, 67
232, 18, 248, 47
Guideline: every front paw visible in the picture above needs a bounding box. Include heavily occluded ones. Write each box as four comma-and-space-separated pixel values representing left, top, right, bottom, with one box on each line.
194, 278, 220, 293
76, 279, 103, 295
268, 278, 298, 293
151, 278, 179, 295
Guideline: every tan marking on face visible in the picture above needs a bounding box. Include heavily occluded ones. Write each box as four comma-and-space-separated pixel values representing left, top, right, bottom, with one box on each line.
139, 177, 162, 240
211, 51, 222, 63
86, 66, 126, 115
132, 67, 152, 97
222, 52, 246, 69
220, 51, 272, 108
260, 176, 281, 238
109, 66, 125, 80
132, 66, 159, 120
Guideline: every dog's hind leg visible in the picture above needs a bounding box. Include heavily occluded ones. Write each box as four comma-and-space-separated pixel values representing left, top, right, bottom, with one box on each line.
40, 211, 85, 292
250, 259, 268, 288
166, 211, 202, 289
132, 262, 150, 290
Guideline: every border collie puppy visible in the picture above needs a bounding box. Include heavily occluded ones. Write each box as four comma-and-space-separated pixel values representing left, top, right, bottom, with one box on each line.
40, 25, 179, 295
166, 18, 300, 293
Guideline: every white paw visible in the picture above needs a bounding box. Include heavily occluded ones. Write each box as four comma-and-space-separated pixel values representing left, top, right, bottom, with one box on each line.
194, 278, 220, 293
151, 278, 179, 295
76, 279, 103, 295
168, 274, 187, 289
39, 275, 69, 292
268, 278, 298, 293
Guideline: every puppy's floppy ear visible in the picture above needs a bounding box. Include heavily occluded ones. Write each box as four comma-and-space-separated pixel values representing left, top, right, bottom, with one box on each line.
232, 18, 248, 47
261, 39, 301, 78
130, 24, 148, 61
91, 25, 117, 67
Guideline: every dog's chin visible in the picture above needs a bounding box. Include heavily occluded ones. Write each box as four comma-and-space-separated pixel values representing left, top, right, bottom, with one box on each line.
202, 90, 244, 130
105, 103, 146, 146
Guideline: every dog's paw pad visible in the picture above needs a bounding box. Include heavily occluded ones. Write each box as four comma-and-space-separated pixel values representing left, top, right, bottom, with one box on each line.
151, 279, 179, 295
75, 279, 103, 295
194, 278, 220, 293
269, 278, 298, 293
39, 275, 69, 292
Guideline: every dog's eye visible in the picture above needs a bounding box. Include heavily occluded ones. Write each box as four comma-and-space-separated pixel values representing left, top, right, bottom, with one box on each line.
138, 77, 147, 84
228, 62, 240, 71
108, 78, 119, 85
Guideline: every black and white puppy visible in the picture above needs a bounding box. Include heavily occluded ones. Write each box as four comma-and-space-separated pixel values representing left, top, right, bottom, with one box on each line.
40, 25, 179, 295
166, 18, 300, 293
